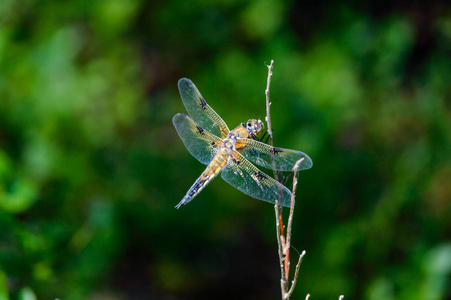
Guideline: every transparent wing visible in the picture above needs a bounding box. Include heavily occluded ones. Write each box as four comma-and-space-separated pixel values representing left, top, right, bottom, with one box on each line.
221, 151, 293, 207
173, 113, 222, 165
178, 78, 229, 138
235, 138, 313, 171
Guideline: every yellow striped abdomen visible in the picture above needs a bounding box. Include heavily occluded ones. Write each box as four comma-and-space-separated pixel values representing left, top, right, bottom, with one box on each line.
175, 149, 229, 209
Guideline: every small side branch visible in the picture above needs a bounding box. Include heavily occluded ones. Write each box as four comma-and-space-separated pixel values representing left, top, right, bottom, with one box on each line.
275, 200, 286, 291
287, 249, 305, 296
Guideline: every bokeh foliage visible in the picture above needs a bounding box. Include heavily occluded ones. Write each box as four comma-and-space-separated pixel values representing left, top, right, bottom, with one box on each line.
0, 0, 450, 299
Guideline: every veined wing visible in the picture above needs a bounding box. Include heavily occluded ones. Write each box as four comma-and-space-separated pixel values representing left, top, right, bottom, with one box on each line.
235, 138, 313, 171
173, 113, 222, 165
178, 78, 230, 139
221, 151, 293, 207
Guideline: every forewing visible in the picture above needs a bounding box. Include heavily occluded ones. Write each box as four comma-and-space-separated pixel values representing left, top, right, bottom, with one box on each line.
236, 138, 313, 171
178, 78, 229, 138
221, 151, 293, 207
173, 113, 222, 165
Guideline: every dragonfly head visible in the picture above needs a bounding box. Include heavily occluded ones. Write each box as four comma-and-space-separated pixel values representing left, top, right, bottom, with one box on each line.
246, 119, 265, 138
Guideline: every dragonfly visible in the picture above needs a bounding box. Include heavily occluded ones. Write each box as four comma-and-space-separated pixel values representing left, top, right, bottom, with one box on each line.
173, 78, 313, 209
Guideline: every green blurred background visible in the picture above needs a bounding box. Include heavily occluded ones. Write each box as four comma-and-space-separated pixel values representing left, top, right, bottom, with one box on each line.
1, 0, 450, 299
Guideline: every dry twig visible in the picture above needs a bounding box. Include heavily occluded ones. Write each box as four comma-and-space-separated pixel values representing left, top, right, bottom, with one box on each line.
265, 60, 305, 300
265, 60, 344, 300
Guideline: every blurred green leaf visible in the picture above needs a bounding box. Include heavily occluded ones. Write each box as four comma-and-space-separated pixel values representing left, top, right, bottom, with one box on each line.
241, 0, 285, 39
17, 287, 36, 300
0, 270, 9, 300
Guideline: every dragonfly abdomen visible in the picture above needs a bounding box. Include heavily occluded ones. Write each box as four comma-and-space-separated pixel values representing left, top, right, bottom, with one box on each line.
175, 150, 228, 209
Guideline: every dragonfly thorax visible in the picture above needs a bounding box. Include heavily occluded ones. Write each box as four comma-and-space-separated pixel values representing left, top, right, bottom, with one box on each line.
224, 133, 237, 150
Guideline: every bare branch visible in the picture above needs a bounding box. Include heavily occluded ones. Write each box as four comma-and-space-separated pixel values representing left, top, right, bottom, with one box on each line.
266, 61, 306, 300
267, 60, 290, 297
275, 200, 286, 287
287, 250, 306, 296
265, 59, 279, 184
284, 157, 305, 279
265, 60, 275, 145
286, 157, 305, 247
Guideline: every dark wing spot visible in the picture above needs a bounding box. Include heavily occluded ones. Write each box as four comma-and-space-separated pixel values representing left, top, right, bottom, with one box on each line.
270, 147, 283, 155
249, 148, 259, 156
249, 148, 268, 157
200, 97, 207, 109
196, 125, 204, 135
231, 156, 242, 165
254, 171, 267, 179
